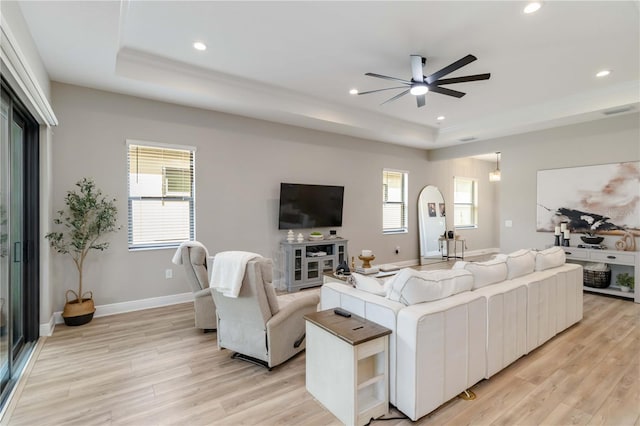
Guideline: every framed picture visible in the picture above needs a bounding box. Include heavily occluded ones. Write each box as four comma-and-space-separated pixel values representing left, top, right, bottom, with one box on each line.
536, 161, 640, 235
428, 202, 436, 217
439, 203, 446, 217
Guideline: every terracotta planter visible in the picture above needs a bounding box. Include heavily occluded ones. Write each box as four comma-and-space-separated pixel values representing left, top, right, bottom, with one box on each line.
62, 291, 96, 326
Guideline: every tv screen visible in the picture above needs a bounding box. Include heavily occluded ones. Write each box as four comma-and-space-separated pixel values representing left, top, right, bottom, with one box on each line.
278, 183, 344, 229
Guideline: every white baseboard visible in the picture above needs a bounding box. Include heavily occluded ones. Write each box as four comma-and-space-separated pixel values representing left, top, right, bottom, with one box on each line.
466, 247, 501, 257
379, 259, 420, 268
43, 292, 194, 331
39, 315, 56, 337
375, 249, 500, 270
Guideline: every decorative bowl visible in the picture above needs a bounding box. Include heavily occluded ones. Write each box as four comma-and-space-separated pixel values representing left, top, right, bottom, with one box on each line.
581, 235, 604, 244
309, 234, 324, 241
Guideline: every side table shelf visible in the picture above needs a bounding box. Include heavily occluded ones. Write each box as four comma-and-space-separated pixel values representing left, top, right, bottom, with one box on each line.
305, 310, 391, 426
560, 246, 639, 303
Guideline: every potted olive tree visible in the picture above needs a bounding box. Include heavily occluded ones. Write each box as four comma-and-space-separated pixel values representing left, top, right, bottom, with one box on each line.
45, 178, 119, 326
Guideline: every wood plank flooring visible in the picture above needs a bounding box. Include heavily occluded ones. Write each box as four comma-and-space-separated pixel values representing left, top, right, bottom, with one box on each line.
3, 290, 639, 425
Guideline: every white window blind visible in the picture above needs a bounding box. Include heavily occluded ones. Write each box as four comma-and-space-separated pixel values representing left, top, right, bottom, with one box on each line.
127, 141, 195, 249
383, 169, 408, 233
454, 177, 477, 228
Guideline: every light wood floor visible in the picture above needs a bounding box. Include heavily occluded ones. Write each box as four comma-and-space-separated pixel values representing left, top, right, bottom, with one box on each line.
4, 291, 640, 425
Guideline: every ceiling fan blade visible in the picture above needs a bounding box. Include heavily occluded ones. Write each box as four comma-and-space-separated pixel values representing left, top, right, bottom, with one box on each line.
428, 85, 466, 98
410, 55, 425, 82
365, 72, 411, 84
416, 94, 426, 108
381, 89, 410, 105
434, 73, 491, 85
357, 86, 409, 96
425, 54, 477, 84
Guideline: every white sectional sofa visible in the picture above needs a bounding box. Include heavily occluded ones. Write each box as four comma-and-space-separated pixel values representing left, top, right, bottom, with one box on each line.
320, 247, 583, 421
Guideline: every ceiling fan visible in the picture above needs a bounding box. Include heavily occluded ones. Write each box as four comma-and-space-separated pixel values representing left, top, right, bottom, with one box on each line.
359, 54, 491, 108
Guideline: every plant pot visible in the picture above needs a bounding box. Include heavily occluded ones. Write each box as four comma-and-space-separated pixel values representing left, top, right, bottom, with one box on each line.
62, 291, 96, 326
619, 285, 631, 293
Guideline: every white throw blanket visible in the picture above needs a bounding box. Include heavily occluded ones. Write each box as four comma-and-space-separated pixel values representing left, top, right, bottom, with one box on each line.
210, 251, 261, 298
171, 241, 209, 265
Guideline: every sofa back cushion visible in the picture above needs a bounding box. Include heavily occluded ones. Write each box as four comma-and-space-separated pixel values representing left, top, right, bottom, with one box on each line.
535, 246, 566, 271
347, 273, 388, 296
495, 249, 536, 279
453, 258, 508, 289
386, 268, 473, 305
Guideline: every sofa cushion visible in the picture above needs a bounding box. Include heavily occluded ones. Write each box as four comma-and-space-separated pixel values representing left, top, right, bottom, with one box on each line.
347, 273, 388, 296
495, 249, 536, 279
535, 246, 566, 271
453, 258, 508, 289
386, 268, 473, 305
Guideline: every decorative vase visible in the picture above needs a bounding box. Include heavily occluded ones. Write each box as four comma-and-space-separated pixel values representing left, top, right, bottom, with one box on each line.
287, 230, 294, 242
358, 255, 375, 269
296, 233, 304, 243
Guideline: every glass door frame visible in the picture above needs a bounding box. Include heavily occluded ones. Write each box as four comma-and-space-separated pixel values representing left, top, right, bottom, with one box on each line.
0, 78, 40, 408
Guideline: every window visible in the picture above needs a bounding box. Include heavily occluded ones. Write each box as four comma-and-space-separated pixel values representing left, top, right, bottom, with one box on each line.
383, 169, 408, 233
454, 177, 478, 228
127, 140, 195, 249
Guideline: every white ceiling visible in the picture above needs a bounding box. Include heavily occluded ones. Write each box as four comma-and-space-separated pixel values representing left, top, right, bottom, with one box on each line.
17, 1, 640, 150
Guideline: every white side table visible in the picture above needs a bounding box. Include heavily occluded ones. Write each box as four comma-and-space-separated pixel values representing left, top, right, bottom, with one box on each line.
305, 310, 391, 426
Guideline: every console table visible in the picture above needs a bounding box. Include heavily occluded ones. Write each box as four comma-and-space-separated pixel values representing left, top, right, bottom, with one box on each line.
560, 246, 639, 303
305, 309, 391, 426
282, 238, 348, 292
439, 237, 465, 260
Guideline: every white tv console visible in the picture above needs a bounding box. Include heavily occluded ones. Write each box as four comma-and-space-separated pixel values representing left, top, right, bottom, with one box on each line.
281, 238, 348, 292
560, 246, 639, 303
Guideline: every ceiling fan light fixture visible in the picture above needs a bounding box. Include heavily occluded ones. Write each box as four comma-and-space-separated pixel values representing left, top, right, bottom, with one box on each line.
489, 151, 501, 182
523, 2, 542, 14
410, 84, 428, 96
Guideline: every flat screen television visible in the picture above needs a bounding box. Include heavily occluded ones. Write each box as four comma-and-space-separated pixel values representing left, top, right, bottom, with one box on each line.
278, 183, 344, 229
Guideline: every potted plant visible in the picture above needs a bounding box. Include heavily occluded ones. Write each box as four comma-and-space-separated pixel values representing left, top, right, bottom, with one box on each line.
45, 178, 119, 326
616, 272, 634, 293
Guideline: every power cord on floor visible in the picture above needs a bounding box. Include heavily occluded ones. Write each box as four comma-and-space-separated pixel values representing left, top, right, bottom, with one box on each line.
365, 416, 408, 425
364, 406, 409, 425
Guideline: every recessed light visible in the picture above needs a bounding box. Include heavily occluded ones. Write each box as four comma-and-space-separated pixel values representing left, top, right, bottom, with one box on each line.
193, 41, 207, 51
596, 70, 611, 78
437, 116, 446, 121
523, 2, 542, 14
349, 89, 358, 95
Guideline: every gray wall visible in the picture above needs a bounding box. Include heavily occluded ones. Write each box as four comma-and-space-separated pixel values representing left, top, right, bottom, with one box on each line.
49, 82, 497, 311
430, 112, 640, 253
1, 1, 51, 100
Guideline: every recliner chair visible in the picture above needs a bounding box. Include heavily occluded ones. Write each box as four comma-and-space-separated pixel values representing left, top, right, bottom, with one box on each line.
209, 256, 319, 369
178, 243, 217, 332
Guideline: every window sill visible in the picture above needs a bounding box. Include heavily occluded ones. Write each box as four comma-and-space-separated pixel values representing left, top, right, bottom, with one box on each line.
383, 229, 408, 235
128, 244, 181, 252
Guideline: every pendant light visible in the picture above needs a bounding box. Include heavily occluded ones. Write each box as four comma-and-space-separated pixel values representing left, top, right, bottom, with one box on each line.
489, 152, 501, 182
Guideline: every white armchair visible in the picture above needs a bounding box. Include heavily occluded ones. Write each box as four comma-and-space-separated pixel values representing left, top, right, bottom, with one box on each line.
175, 242, 217, 332
209, 256, 319, 369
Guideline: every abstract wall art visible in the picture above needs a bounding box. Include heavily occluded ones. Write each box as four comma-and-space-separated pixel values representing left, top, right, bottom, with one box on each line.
537, 161, 640, 235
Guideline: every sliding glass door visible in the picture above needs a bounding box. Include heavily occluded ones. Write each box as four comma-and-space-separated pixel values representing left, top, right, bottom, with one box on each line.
0, 80, 39, 406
